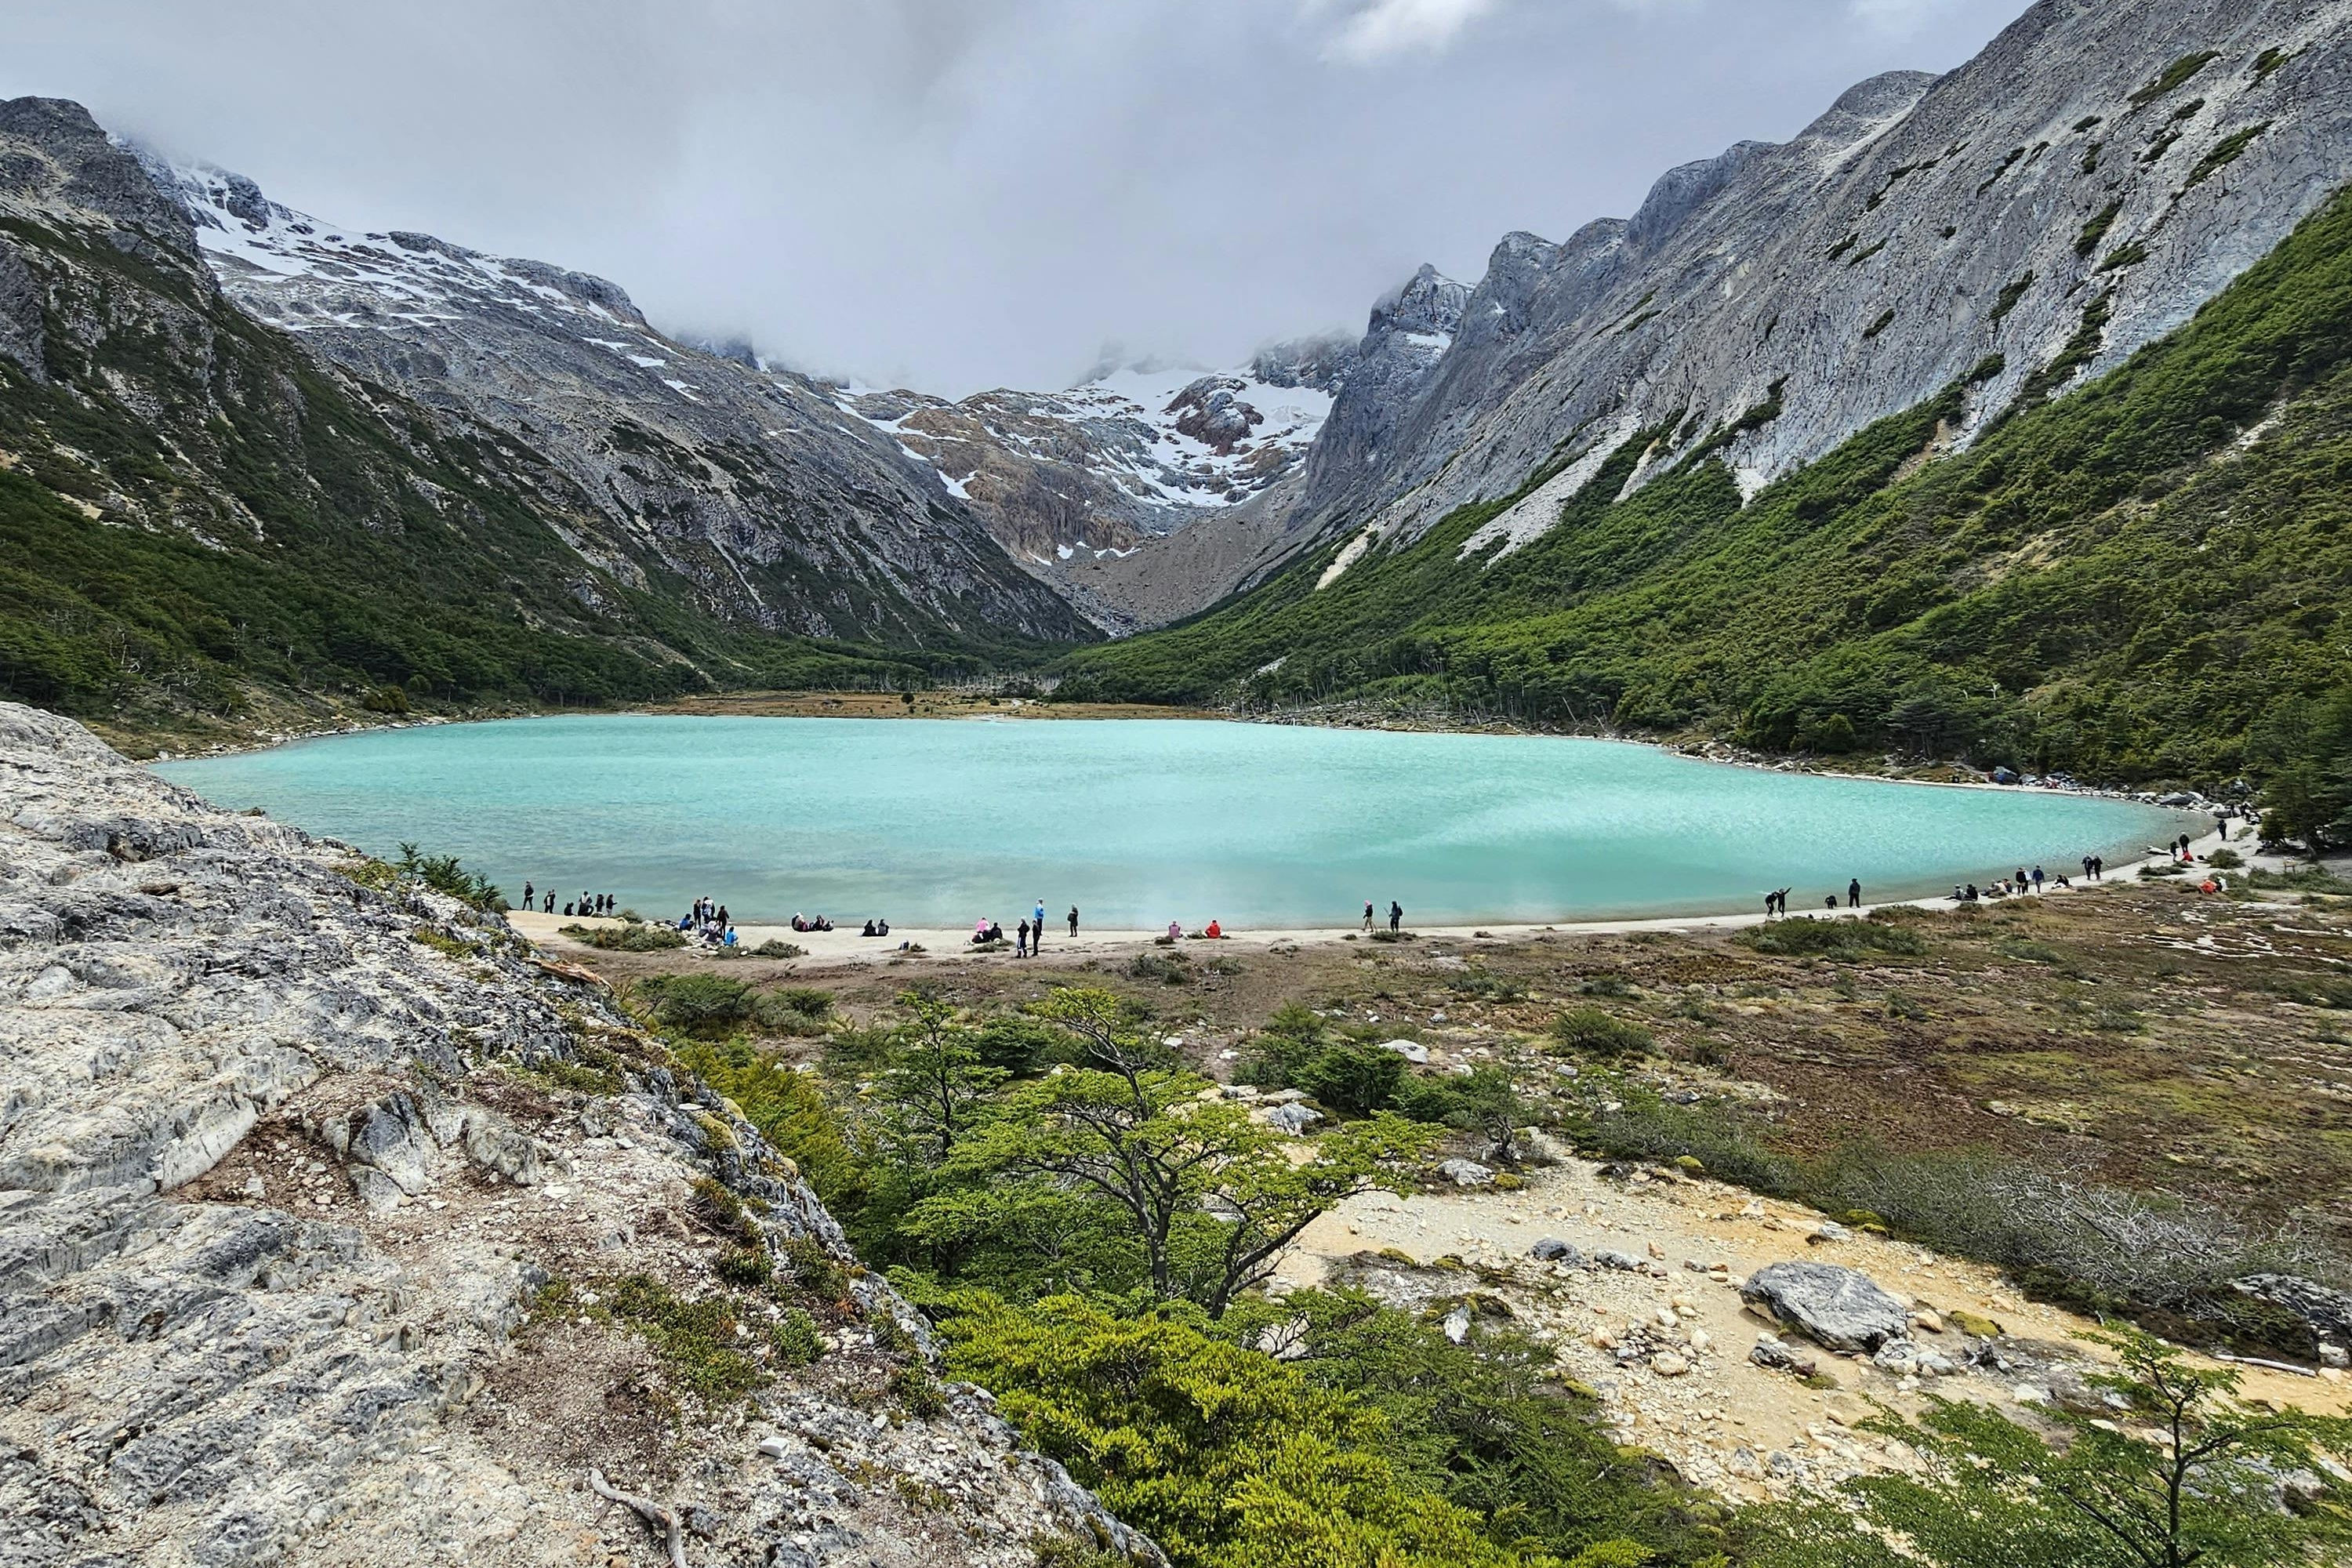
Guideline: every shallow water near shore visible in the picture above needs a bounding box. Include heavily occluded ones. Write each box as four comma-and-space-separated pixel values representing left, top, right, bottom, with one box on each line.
153, 716, 2188, 927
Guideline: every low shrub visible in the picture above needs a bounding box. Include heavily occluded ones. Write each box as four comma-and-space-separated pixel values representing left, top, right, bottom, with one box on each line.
1128, 951, 1193, 985
1737, 916, 1927, 961
1447, 967, 1526, 1001
563, 922, 687, 952
750, 938, 805, 959
1296, 1040, 1410, 1120
1548, 1007, 1654, 1059
714, 1246, 773, 1287
638, 972, 760, 1031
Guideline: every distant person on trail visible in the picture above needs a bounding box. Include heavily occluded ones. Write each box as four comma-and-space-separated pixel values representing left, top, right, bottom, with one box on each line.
1016, 919, 1030, 958
1848, 879, 1862, 908
2031, 865, 2045, 891
523, 880, 534, 909
1068, 906, 1080, 938
543, 893, 555, 913
1824, 895, 1838, 909
1363, 902, 1375, 931
1388, 901, 1403, 933
1763, 891, 1777, 918
1033, 900, 1047, 951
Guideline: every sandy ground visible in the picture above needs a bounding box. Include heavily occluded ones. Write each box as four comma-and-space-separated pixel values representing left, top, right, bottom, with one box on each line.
506, 822, 2256, 971
1273, 1146, 2352, 1504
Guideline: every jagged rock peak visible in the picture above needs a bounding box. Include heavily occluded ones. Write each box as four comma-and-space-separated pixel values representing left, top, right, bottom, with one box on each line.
0, 96, 200, 258
1250, 329, 1359, 394
1370, 263, 1471, 339
1795, 69, 1943, 150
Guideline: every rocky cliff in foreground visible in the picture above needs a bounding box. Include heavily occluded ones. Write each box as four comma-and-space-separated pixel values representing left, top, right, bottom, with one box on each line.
0, 703, 1156, 1567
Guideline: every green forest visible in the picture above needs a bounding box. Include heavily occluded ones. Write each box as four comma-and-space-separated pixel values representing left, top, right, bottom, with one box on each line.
1058, 189, 2352, 847
583, 965, 2352, 1568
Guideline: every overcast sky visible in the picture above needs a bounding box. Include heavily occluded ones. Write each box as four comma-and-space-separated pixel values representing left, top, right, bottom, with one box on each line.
7, 0, 2023, 394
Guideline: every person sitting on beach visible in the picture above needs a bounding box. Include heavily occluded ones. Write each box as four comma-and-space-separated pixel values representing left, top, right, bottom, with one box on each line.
862, 919, 877, 937
986, 921, 1004, 944
974, 919, 989, 942
563, 902, 575, 916
1167, 920, 1182, 942
1204, 919, 1222, 939
875, 918, 889, 937
724, 926, 739, 947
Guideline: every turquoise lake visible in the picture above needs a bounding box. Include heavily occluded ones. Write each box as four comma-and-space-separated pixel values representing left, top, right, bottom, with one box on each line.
151, 717, 2188, 928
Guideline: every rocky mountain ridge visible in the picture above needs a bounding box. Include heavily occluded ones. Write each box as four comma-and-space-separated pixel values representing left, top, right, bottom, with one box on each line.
1282, 0, 2352, 567
143, 151, 1086, 645
0, 700, 1159, 1567
834, 342, 1355, 629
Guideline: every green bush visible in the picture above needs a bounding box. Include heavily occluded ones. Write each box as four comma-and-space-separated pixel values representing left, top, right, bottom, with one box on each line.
1548, 1007, 1654, 1059
1296, 1040, 1410, 1120
1737, 916, 1926, 961
637, 972, 760, 1031
561, 921, 687, 952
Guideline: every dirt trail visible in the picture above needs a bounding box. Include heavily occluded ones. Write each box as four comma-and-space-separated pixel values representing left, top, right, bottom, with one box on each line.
1277, 1152, 2350, 1504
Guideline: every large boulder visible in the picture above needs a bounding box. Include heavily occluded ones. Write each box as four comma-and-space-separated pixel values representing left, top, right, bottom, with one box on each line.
1740, 1261, 1911, 1352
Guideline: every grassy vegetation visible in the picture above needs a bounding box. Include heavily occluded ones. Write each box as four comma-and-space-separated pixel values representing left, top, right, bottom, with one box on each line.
540, 857, 2352, 1565
1055, 188, 2352, 825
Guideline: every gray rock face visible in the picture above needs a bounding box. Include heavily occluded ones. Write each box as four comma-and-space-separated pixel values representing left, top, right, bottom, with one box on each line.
134, 151, 1087, 645
0, 703, 1158, 1568
1284, 0, 2352, 563
1741, 1261, 1912, 1352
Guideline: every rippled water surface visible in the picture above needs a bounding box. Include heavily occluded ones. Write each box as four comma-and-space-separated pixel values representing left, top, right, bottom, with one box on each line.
154, 717, 2186, 927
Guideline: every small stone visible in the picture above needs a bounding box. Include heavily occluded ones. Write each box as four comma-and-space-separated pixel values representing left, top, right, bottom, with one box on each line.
1652, 1352, 1691, 1377
1911, 1308, 1945, 1334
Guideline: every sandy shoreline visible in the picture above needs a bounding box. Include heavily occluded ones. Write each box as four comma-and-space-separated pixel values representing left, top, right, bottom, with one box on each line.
506, 824, 2249, 967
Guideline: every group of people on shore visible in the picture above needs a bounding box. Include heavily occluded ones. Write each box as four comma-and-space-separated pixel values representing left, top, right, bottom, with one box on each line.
678, 895, 737, 949
973, 900, 1079, 958
521, 880, 615, 918
1762, 879, 1864, 916
1359, 900, 1404, 932
1951, 865, 2073, 902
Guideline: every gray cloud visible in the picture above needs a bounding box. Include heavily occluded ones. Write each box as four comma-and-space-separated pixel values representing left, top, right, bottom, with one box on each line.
4, 0, 2019, 394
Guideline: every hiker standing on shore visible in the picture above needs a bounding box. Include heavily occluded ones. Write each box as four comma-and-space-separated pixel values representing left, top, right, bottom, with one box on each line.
1363, 901, 1375, 931
1033, 899, 1047, 953
523, 880, 534, 911
1016, 918, 1030, 958
1388, 901, 1403, 933
1848, 878, 1862, 909
1068, 906, 1079, 938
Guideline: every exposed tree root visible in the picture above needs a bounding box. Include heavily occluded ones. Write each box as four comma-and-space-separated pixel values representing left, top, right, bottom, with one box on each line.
587, 1466, 689, 1568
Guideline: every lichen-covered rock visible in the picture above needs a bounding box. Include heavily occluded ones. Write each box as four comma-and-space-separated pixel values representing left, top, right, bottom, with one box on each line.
0, 702, 1160, 1568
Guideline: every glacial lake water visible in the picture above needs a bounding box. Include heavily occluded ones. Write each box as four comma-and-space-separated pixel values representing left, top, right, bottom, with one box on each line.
152, 716, 2190, 929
